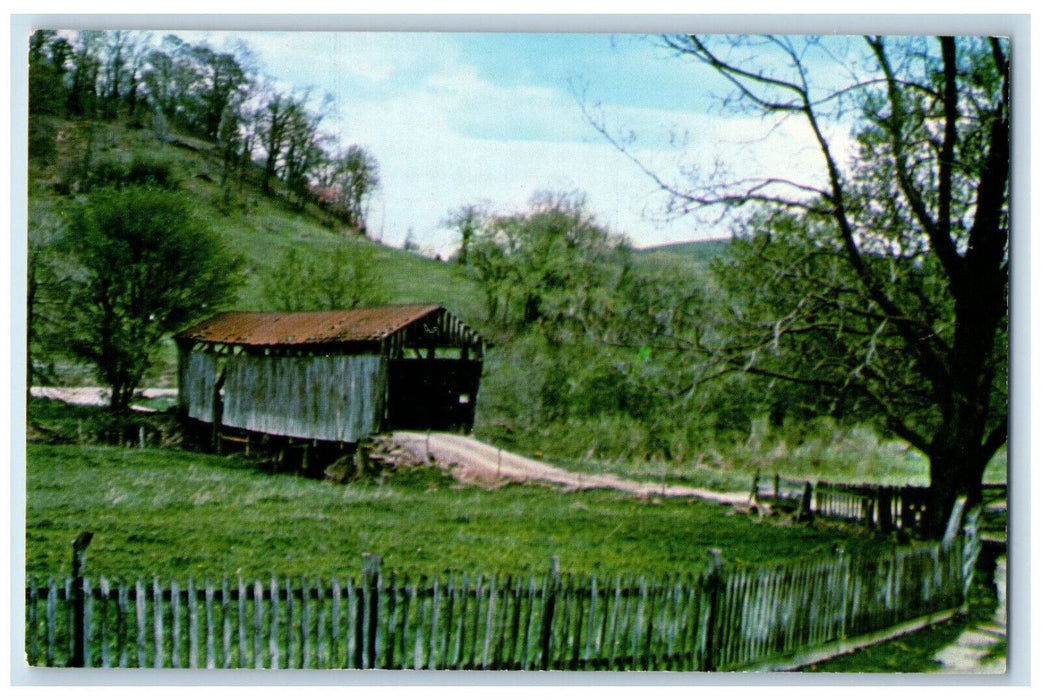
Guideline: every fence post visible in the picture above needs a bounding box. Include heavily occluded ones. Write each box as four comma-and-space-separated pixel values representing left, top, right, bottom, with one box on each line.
538, 556, 560, 670
361, 554, 382, 669
702, 548, 724, 672
69, 531, 94, 667
749, 469, 760, 506
798, 482, 813, 522
877, 487, 893, 532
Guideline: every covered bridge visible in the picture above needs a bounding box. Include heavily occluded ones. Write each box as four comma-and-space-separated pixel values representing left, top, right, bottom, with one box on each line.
174, 304, 484, 454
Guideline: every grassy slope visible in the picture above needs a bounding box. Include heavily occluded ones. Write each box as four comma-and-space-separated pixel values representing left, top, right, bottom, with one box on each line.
26, 440, 893, 580
31, 118, 482, 317
31, 118, 483, 387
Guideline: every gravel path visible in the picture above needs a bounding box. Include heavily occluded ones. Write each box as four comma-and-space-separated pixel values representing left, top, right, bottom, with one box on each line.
392, 431, 750, 504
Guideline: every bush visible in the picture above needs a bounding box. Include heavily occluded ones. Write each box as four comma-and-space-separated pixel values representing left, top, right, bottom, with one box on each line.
28, 116, 57, 164
85, 153, 181, 192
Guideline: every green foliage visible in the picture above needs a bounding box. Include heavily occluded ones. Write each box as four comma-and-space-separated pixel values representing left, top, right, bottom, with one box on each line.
62, 186, 243, 410
261, 242, 386, 311
27, 116, 58, 164
85, 152, 182, 191
468, 191, 631, 330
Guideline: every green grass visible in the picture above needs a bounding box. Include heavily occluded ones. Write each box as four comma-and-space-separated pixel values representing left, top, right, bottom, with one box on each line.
476, 422, 1007, 496
25, 440, 895, 581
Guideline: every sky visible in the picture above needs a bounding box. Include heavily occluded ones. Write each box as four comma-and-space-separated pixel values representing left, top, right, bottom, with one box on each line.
167, 30, 840, 255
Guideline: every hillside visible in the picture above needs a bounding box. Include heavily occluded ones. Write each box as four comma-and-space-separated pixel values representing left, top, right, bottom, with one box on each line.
635, 238, 730, 274
29, 117, 483, 319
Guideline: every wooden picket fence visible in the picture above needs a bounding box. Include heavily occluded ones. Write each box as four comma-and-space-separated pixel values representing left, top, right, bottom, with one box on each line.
25, 515, 981, 672
752, 474, 1007, 535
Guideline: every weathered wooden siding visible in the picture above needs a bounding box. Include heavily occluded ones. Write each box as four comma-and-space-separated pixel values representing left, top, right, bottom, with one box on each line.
180, 350, 220, 421
220, 353, 385, 443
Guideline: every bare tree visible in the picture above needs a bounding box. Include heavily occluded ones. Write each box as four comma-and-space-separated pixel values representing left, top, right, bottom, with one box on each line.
588, 35, 1009, 532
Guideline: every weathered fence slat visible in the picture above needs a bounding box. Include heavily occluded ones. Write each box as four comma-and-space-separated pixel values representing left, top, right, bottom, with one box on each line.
268, 576, 279, 669
25, 528, 980, 673
221, 577, 231, 669
132, 579, 144, 668
187, 578, 198, 669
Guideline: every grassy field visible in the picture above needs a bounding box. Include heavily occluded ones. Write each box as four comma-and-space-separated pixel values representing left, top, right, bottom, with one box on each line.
24, 437, 898, 582
474, 424, 1008, 495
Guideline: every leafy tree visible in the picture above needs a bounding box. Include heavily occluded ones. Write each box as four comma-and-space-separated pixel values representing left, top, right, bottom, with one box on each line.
594, 35, 1009, 530
262, 243, 386, 312
315, 144, 382, 232
443, 203, 488, 266
63, 187, 243, 411
467, 191, 631, 330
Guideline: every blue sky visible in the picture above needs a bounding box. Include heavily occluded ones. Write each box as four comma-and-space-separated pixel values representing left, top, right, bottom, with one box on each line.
159, 30, 844, 254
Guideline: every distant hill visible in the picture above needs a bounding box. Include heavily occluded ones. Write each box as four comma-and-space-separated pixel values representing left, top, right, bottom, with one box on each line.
633, 238, 730, 279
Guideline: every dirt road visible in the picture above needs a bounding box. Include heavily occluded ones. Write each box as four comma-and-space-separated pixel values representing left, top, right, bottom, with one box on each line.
392, 431, 749, 504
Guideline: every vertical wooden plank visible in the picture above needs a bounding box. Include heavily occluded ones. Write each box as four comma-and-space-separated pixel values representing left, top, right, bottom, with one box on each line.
381, 572, 394, 670
521, 574, 537, 671
408, 575, 420, 670
237, 577, 247, 668
582, 575, 599, 670
569, 575, 586, 670
480, 573, 496, 669
301, 576, 311, 669
467, 573, 483, 670
65, 577, 73, 662
46, 578, 57, 667
221, 577, 231, 669
284, 577, 294, 668
630, 575, 646, 669
603, 574, 621, 670
538, 560, 559, 671
317, 576, 328, 669
435, 574, 451, 670
187, 578, 198, 669
170, 579, 181, 668
134, 579, 145, 668
252, 579, 264, 669
362, 555, 381, 669
268, 576, 280, 670
81, 576, 93, 668
454, 573, 469, 669
330, 576, 341, 668
505, 575, 523, 670
345, 576, 357, 669
491, 574, 510, 670
398, 574, 412, 669
428, 575, 441, 670
204, 579, 215, 669
97, 577, 110, 668
116, 581, 129, 668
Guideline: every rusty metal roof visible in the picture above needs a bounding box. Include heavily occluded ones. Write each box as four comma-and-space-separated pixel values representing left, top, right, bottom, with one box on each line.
176, 304, 445, 347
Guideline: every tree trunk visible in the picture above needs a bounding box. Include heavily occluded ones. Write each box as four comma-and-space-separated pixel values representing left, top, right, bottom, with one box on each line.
926, 444, 986, 537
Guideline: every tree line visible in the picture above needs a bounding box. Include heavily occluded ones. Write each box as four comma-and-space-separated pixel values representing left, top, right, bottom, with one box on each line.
29, 29, 380, 231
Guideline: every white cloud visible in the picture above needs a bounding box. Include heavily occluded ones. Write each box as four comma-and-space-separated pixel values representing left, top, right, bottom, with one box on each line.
180, 31, 855, 252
